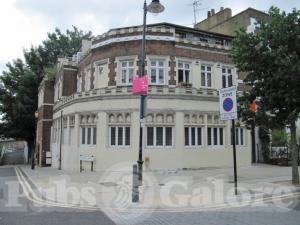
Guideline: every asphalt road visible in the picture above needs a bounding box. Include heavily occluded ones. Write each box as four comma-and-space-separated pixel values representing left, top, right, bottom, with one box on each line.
0, 167, 115, 225
0, 166, 300, 225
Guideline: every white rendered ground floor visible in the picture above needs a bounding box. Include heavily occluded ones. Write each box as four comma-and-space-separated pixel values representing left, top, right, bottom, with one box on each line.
50, 92, 251, 172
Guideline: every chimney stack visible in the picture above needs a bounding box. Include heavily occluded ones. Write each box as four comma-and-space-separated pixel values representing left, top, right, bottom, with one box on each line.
207, 10, 211, 18
211, 9, 215, 15
220, 7, 224, 11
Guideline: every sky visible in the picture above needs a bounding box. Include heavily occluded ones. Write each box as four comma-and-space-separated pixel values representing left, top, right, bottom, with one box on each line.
0, 0, 299, 74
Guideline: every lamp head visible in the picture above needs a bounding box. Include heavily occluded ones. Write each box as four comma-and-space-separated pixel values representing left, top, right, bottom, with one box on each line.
147, 0, 165, 14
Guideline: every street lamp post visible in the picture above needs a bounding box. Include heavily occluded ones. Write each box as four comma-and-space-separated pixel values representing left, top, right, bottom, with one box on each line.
137, 0, 165, 185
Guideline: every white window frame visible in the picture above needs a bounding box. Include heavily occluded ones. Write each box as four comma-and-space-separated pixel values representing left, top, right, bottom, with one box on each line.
120, 60, 134, 85
207, 127, 224, 146
231, 127, 245, 146
80, 126, 97, 146
178, 62, 192, 84
201, 65, 212, 88
146, 126, 174, 148
109, 126, 131, 147
184, 126, 203, 147
222, 67, 233, 88
149, 59, 166, 85
85, 69, 91, 91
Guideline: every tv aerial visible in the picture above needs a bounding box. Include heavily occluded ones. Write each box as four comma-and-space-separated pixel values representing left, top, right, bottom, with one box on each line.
188, 0, 207, 26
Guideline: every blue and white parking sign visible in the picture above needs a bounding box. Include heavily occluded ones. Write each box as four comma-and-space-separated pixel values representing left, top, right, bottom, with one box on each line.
219, 86, 238, 120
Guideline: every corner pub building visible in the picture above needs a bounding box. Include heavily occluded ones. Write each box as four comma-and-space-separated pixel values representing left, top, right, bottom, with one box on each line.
36, 22, 251, 172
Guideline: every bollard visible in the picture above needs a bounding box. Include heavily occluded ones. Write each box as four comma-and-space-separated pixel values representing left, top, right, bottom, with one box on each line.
132, 164, 139, 202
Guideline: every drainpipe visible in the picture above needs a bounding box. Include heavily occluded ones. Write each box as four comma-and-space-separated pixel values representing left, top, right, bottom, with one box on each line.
59, 110, 63, 170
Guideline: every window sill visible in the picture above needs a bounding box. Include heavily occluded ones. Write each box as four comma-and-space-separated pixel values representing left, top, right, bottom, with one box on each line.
206, 145, 226, 150
184, 146, 205, 149
178, 83, 192, 87
149, 83, 166, 86
145, 146, 175, 150
108, 146, 131, 149
80, 145, 97, 148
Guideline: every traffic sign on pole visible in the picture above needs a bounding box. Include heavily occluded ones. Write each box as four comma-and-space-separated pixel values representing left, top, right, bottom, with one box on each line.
219, 86, 238, 195
219, 86, 238, 121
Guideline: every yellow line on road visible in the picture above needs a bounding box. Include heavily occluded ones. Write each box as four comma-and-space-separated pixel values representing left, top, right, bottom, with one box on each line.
14, 167, 300, 213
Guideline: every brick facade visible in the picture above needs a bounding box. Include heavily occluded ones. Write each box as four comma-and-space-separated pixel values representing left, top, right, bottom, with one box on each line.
36, 79, 54, 167
39, 23, 255, 170
78, 40, 232, 87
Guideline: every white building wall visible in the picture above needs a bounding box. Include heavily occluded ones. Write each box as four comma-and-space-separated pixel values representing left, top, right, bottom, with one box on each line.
51, 96, 251, 172
93, 59, 109, 89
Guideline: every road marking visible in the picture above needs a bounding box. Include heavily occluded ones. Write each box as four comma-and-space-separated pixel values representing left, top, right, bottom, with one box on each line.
14, 167, 300, 213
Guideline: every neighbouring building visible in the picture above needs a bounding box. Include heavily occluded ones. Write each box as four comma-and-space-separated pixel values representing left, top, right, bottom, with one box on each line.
196, 7, 272, 163
37, 77, 54, 166
35, 20, 256, 172
195, 7, 271, 36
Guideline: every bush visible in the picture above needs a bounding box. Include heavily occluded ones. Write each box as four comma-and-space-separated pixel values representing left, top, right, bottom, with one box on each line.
272, 129, 288, 147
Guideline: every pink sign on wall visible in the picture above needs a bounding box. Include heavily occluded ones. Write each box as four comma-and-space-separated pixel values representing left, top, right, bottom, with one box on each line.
133, 75, 148, 95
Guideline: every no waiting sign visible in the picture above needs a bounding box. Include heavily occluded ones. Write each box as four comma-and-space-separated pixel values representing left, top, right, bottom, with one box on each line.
219, 86, 238, 120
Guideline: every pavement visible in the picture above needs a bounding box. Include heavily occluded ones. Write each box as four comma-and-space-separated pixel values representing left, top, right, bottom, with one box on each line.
1, 164, 300, 225
19, 164, 300, 210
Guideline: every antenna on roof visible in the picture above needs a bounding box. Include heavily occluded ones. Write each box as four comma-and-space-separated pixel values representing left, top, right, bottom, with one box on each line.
188, 0, 206, 26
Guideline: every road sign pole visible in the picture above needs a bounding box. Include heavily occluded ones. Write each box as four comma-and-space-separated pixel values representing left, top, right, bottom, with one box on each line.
232, 119, 238, 195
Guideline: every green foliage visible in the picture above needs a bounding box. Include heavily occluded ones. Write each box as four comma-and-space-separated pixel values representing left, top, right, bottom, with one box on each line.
232, 6, 300, 182
44, 65, 57, 81
272, 129, 288, 147
0, 26, 92, 150
232, 7, 300, 125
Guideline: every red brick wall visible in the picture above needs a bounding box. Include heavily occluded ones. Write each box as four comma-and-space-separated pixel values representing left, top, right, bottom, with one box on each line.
78, 40, 232, 87
62, 67, 77, 96
37, 79, 54, 167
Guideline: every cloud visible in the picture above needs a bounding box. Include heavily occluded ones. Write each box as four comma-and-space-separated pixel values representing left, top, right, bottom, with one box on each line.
14, 0, 198, 32
0, 0, 50, 74
0, 0, 299, 76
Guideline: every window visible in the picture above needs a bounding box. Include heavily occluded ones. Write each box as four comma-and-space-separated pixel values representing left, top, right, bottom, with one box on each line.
85, 69, 91, 91
62, 127, 68, 145
81, 126, 97, 146
201, 65, 212, 87
150, 59, 165, 85
222, 67, 233, 88
120, 60, 134, 85
69, 127, 74, 145
178, 62, 191, 84
231, 127, 245, 146
77, 75, 82, 92
146, 126, 173, 147
185, 127, 202, 147
81, 127, 85, 144
109, 126, 131, 147
93, 127, 97, 145
207, 127, 224, 146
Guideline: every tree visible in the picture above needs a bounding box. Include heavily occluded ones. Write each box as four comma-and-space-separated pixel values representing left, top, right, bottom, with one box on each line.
272, 129, 288, 147
231, 7, 300, 184
0, 26, 92, 158
238, 92, 273, 162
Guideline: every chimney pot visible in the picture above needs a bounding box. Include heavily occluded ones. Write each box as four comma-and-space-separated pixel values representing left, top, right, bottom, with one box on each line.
207, 11, 211, 18
211, 9, 215, 15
